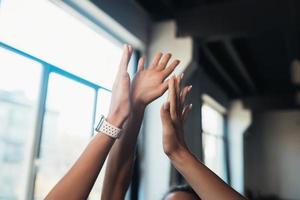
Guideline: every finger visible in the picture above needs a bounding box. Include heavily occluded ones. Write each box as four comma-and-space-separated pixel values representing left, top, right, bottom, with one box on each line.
182, 104, 192, 122
137, 57, 145, 72
150, 52, 163, 68
175, 75, 182, 110
162, 59, 180, 79
175, 74, 181, 96
119, 44, 133, 72
160, 101, 172, 125
157, 53, 171, 70
169, 77, 178, 121
180, 85, 192, 105
128, 44, 133, 55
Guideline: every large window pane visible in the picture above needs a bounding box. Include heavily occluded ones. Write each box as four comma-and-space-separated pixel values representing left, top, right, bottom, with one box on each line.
88, 89, 112, 199
201, 103, 227, 181
202, 104, 224, 136
0, 0, 123, 89
202, 133, 227, 181
0, 47, 42, 199
34, 73, 95, 199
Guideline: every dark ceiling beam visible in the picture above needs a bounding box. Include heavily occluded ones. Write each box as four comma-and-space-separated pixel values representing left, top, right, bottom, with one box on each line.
242, 94, 298, 111
202, 45, 242, 95
160, 0, 174, 9
222, 40, 256, 93
176, 0, 299, 39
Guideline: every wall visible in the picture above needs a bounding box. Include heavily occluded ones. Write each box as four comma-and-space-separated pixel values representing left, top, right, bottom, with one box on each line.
141, 20, 193, 200
244, 110, 300, 199
90, 0, 151, 45
228, 100, 252, 194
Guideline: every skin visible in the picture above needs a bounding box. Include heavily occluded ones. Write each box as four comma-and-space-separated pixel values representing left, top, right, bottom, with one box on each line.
165, 191, 199, 200
160, 76, 247, 200
45, 44, 134, 200
101, 52, 180, 200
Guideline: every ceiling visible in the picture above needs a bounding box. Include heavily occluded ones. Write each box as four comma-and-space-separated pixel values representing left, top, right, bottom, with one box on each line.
136, 0, 300, 108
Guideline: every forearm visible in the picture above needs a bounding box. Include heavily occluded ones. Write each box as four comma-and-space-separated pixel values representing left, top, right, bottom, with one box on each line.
46, 133, 115, 200
170, 149, 246, 200
101, 108, 144, 200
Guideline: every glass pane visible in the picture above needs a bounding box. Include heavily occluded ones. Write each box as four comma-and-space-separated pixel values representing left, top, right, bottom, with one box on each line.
34, 73, 95, 199
94, 89, 112, 126
201, 103, 224, 136
0, 0, 122, 89
202, 133, 227, 182
0, 47, 42, 199
89, 89, 112, 199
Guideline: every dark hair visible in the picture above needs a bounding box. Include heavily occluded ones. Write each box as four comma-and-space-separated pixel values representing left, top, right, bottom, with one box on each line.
162, 184, 200, 200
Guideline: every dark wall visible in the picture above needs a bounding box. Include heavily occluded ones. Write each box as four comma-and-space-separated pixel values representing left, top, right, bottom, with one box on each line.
244, 110, 300, 199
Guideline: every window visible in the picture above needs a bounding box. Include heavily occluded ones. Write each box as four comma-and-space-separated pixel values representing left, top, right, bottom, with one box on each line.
0, 0, 122, 89
0, 48, 42, 199
34, 73, 96, 199
201, 100, 228, 182
0, 0, 131, 199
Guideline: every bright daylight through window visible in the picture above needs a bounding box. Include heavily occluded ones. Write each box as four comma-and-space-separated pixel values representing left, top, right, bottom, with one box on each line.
0, 0, 127, 199
201, 103, 228, 182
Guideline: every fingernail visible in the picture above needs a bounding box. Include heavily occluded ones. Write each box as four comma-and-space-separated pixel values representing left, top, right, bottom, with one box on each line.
189, 104, 193, 109
188, 85, 193, 91
181, 73, 184, 79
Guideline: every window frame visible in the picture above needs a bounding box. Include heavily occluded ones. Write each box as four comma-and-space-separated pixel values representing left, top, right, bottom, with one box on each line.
0, 0, 143, 198
0, 40, 121, 199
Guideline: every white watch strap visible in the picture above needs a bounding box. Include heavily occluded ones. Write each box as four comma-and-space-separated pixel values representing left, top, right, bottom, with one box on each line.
95, 115, 121, 138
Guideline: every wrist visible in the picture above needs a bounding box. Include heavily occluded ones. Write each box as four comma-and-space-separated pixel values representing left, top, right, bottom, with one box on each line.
106, 113, 126, 128
132, 99, 146, 112
168, 147, 192, 164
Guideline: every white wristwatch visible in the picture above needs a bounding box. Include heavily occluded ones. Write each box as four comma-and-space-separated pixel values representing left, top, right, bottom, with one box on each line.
95, 115, 122, 139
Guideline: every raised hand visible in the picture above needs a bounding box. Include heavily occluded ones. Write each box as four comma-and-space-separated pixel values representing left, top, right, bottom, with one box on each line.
130, 53, 180, 111
160, 77, 247, 200
108, 44, 133, 127
160, 75, 192, 158
45, 44, 134, 200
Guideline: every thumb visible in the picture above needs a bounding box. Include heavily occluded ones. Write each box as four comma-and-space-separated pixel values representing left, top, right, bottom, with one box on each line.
160, 101, 172, 124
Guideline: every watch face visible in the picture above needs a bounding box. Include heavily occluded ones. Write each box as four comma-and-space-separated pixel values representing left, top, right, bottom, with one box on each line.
95, 115, 105, 132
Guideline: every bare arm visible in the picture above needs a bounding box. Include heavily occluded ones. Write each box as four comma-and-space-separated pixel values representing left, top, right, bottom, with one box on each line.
160, 76, 247, 200
101, 53, 180, 200
45, 45, 133, 200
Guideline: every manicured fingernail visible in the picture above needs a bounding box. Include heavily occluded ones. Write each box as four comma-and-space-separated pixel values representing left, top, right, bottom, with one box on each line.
181, 73, 184, 79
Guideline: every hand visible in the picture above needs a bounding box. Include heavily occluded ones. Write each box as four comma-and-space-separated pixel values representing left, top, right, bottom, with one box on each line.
107, 44, 133, 127
130, 53, 180, 111
160, 75, 193, 158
